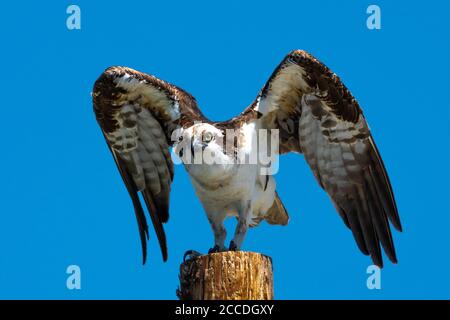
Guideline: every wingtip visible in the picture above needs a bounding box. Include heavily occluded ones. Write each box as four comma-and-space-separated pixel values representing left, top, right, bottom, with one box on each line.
372, 256, 384, 269
372, 251, 399, 267
142, 252, 147, 265
387, 247, 399, 264
394, 221, 403, 232
162, 248, 168, 262
141, 252, 168, 265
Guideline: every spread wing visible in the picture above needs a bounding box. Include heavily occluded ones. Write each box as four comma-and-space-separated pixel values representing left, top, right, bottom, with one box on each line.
93, 66, 205, 263
240, 50, 401, 267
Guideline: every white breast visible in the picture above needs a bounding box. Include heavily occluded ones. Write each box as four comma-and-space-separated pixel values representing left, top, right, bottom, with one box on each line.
188, 162, 257, 213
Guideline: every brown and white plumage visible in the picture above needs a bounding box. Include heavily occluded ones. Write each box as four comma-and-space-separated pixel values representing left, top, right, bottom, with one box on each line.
93, 67, 205, 263
240, 50, 401, 266
92, 50, 401, 267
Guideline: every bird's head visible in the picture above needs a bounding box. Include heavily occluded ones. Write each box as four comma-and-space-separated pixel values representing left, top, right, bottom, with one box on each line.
174, 123, 223, 161
173, 123, 236, 171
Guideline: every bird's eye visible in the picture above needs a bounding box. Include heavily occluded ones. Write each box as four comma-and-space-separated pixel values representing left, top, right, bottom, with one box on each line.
178, 135, 183, 142
203, 132, 214, 143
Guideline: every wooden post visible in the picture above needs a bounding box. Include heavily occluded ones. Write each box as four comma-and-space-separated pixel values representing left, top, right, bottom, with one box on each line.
177, 251, 274, 300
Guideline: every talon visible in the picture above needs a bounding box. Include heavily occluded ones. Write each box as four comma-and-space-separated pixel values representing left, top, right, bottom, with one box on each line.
229, 241, 238, 251
208, 245, 221, 254
183, 250, 202, 262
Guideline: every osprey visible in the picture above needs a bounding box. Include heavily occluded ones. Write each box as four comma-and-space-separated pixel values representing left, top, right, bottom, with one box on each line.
92, 50, 401, 267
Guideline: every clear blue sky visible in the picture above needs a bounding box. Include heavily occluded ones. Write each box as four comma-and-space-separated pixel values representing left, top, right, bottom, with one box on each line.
0, 1, 449, 299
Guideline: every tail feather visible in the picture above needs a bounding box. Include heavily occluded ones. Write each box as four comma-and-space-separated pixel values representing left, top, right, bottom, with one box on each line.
264, 191, 290, 226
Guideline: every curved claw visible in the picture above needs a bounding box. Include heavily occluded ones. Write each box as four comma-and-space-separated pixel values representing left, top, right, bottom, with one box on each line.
208, 245, 221, 254
229, 240, 238, 251
183, 250, 202, 262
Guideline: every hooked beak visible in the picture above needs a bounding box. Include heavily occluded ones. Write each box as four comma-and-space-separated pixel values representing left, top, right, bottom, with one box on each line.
190, 139, 208, 158
190, 139, 195, 156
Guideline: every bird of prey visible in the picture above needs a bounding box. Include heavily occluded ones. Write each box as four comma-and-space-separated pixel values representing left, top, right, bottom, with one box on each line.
92, 50, 401, 267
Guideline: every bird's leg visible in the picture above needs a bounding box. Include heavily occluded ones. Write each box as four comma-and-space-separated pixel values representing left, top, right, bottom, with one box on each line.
208, 213, 227, 253
229, 200, 252, 251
